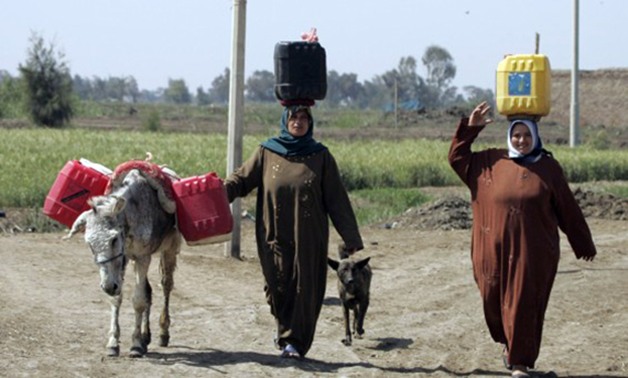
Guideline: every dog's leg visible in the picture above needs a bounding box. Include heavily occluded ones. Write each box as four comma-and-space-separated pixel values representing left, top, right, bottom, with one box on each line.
342, 303, 352, 346
355, 298, 369, 338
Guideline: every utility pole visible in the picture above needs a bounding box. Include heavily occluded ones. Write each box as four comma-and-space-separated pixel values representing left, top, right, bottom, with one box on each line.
225, 0, 246, 258
570, 0, 580, 147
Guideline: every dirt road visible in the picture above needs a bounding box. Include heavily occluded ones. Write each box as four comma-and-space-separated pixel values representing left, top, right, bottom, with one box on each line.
1, 209, 626, 377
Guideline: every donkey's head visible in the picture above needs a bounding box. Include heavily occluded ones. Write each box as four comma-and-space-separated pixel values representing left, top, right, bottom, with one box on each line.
66, 195, 128, 296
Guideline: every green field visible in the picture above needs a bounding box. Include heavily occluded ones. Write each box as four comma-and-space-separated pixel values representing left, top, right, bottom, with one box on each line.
1, 126, 627, 228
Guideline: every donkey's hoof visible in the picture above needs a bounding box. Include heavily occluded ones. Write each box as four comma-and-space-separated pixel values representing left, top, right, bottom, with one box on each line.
129, 346, 145, 358
106, 346, 120, 357
342, 338, 352, 346
159, 334, 170, 347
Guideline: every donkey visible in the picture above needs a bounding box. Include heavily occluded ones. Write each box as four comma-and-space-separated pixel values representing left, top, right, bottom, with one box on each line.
65, 166, 181, 357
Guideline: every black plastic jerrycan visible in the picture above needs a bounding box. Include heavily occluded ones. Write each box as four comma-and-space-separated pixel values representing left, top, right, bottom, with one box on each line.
274, 41, 327, 101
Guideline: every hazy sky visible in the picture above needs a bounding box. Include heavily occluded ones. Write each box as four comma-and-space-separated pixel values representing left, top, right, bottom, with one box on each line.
2, 0, 625, 93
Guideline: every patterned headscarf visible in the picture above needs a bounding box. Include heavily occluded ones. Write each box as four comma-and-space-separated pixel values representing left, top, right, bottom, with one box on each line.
261, 106, 327, 157
507, 119, 548, 164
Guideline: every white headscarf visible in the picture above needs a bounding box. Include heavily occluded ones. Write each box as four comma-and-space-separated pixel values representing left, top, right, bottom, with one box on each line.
507, 119, 544, 164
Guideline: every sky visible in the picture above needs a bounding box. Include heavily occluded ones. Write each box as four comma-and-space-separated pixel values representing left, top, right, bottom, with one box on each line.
1, 0, 626, 94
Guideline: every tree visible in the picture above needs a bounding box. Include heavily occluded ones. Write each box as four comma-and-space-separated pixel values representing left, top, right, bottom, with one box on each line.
245, 70, 275, 102
72, 75, 140, 103
91, 76, 108, 101
326, 70, 363, 107
355, 79, 388, 109
124, 76, 140, 103
463, 85, 495, 107
164, 78, 191, 104
106, 76, 127, 101
208, 68, 230, 105
196, 86, 211, 106
19, 33, 74, 127
421, 45, 456, 107
0, 71, 24, 118
376, 56, 425, 109
422, 45, 456, 89
72, 75, 92, 100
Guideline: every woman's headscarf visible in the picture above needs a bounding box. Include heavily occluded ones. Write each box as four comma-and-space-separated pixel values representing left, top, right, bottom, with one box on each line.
507, 119, 550, 164
261, 105, 327, 157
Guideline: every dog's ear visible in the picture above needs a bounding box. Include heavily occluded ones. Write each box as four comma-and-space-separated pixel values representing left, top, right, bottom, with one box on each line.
356, 257, 371, 269
327, 257, 339, 271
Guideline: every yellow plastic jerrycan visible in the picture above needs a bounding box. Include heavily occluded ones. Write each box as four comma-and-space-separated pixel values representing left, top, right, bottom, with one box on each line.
496, 54, 551, 117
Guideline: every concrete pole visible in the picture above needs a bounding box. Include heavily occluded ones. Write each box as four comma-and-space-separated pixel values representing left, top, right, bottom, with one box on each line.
225, 0, 246, 258
570, 0, 580, 147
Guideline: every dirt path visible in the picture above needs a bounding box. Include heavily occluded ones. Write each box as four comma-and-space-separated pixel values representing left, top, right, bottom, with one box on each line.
1, 215, 627, 377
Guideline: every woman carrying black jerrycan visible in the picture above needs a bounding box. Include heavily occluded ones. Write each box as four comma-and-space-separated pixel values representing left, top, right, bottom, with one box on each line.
224, 104, 363, 359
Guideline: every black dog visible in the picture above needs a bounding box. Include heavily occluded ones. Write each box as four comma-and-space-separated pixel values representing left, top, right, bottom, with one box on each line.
328, 253, 372, 346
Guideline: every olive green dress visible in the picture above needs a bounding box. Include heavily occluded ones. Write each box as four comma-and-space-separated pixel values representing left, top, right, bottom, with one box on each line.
225, 146, 363, 356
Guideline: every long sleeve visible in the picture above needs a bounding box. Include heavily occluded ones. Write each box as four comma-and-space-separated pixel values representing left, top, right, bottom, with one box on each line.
321, 152, 363, 251
448, 117, 485, 187
550, 164, 597, 259
224, 147, 264, 203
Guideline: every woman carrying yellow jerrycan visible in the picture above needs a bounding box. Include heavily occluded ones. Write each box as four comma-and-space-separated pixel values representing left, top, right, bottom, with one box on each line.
449, 101, 596, 378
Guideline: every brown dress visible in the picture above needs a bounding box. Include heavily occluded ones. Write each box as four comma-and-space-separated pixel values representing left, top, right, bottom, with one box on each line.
448, 118, 596, 368
225, 146, 363, 356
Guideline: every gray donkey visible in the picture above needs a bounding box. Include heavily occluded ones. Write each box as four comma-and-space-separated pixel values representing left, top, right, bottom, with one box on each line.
328, 251, 372, 346
65, 167, 181, 357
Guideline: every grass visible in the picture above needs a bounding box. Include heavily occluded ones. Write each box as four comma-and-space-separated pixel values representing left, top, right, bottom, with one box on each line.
350, 188, 431, 226
1, 125, 627, 230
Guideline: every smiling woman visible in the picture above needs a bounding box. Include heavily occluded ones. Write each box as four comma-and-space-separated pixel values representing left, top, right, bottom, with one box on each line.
448, 101, 598, 378
506, 119, 547, 164
509, 123, 533, 154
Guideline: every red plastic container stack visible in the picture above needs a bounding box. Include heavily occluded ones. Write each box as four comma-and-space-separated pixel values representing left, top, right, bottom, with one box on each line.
43, 160, 111, 228
172, 172, 233, 245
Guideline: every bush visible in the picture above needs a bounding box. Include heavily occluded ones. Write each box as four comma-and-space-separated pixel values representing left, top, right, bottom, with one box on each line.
142, 109, 162, 132
18, 33, 74, 127
586, 130, 611, 150
0, 76, 25, 119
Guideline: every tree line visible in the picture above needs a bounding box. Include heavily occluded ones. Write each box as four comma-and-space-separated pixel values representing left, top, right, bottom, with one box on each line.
0, 33, 494, 127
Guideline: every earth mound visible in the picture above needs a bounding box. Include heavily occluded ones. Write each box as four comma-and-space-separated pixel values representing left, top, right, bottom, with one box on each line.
388, 189, 628, 231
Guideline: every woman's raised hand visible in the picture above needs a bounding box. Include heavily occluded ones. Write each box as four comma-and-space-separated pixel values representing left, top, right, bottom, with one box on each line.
468, 101, 493, 127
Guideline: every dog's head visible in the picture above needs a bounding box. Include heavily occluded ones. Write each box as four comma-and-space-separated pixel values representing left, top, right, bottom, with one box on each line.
328, 256, 371, 293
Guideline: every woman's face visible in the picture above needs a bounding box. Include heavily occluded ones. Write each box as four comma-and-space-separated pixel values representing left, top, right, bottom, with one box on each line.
287, 110, 310, 137
510, 123, 534, 155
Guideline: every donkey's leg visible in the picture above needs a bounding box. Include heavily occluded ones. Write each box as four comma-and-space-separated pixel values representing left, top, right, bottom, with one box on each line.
106, 293, 123, 357
130, 256, 152, 357
158, 234, 180, 347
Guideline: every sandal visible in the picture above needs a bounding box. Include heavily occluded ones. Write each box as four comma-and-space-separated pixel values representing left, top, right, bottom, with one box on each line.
502, 346, 512, 370
280, 344, 301, 359
511, 365, 530, 378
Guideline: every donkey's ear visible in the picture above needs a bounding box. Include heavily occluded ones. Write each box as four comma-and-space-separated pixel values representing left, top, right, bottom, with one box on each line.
63, 210, 90, 240
111, 195, 127, 215
87, 196, 106, 214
